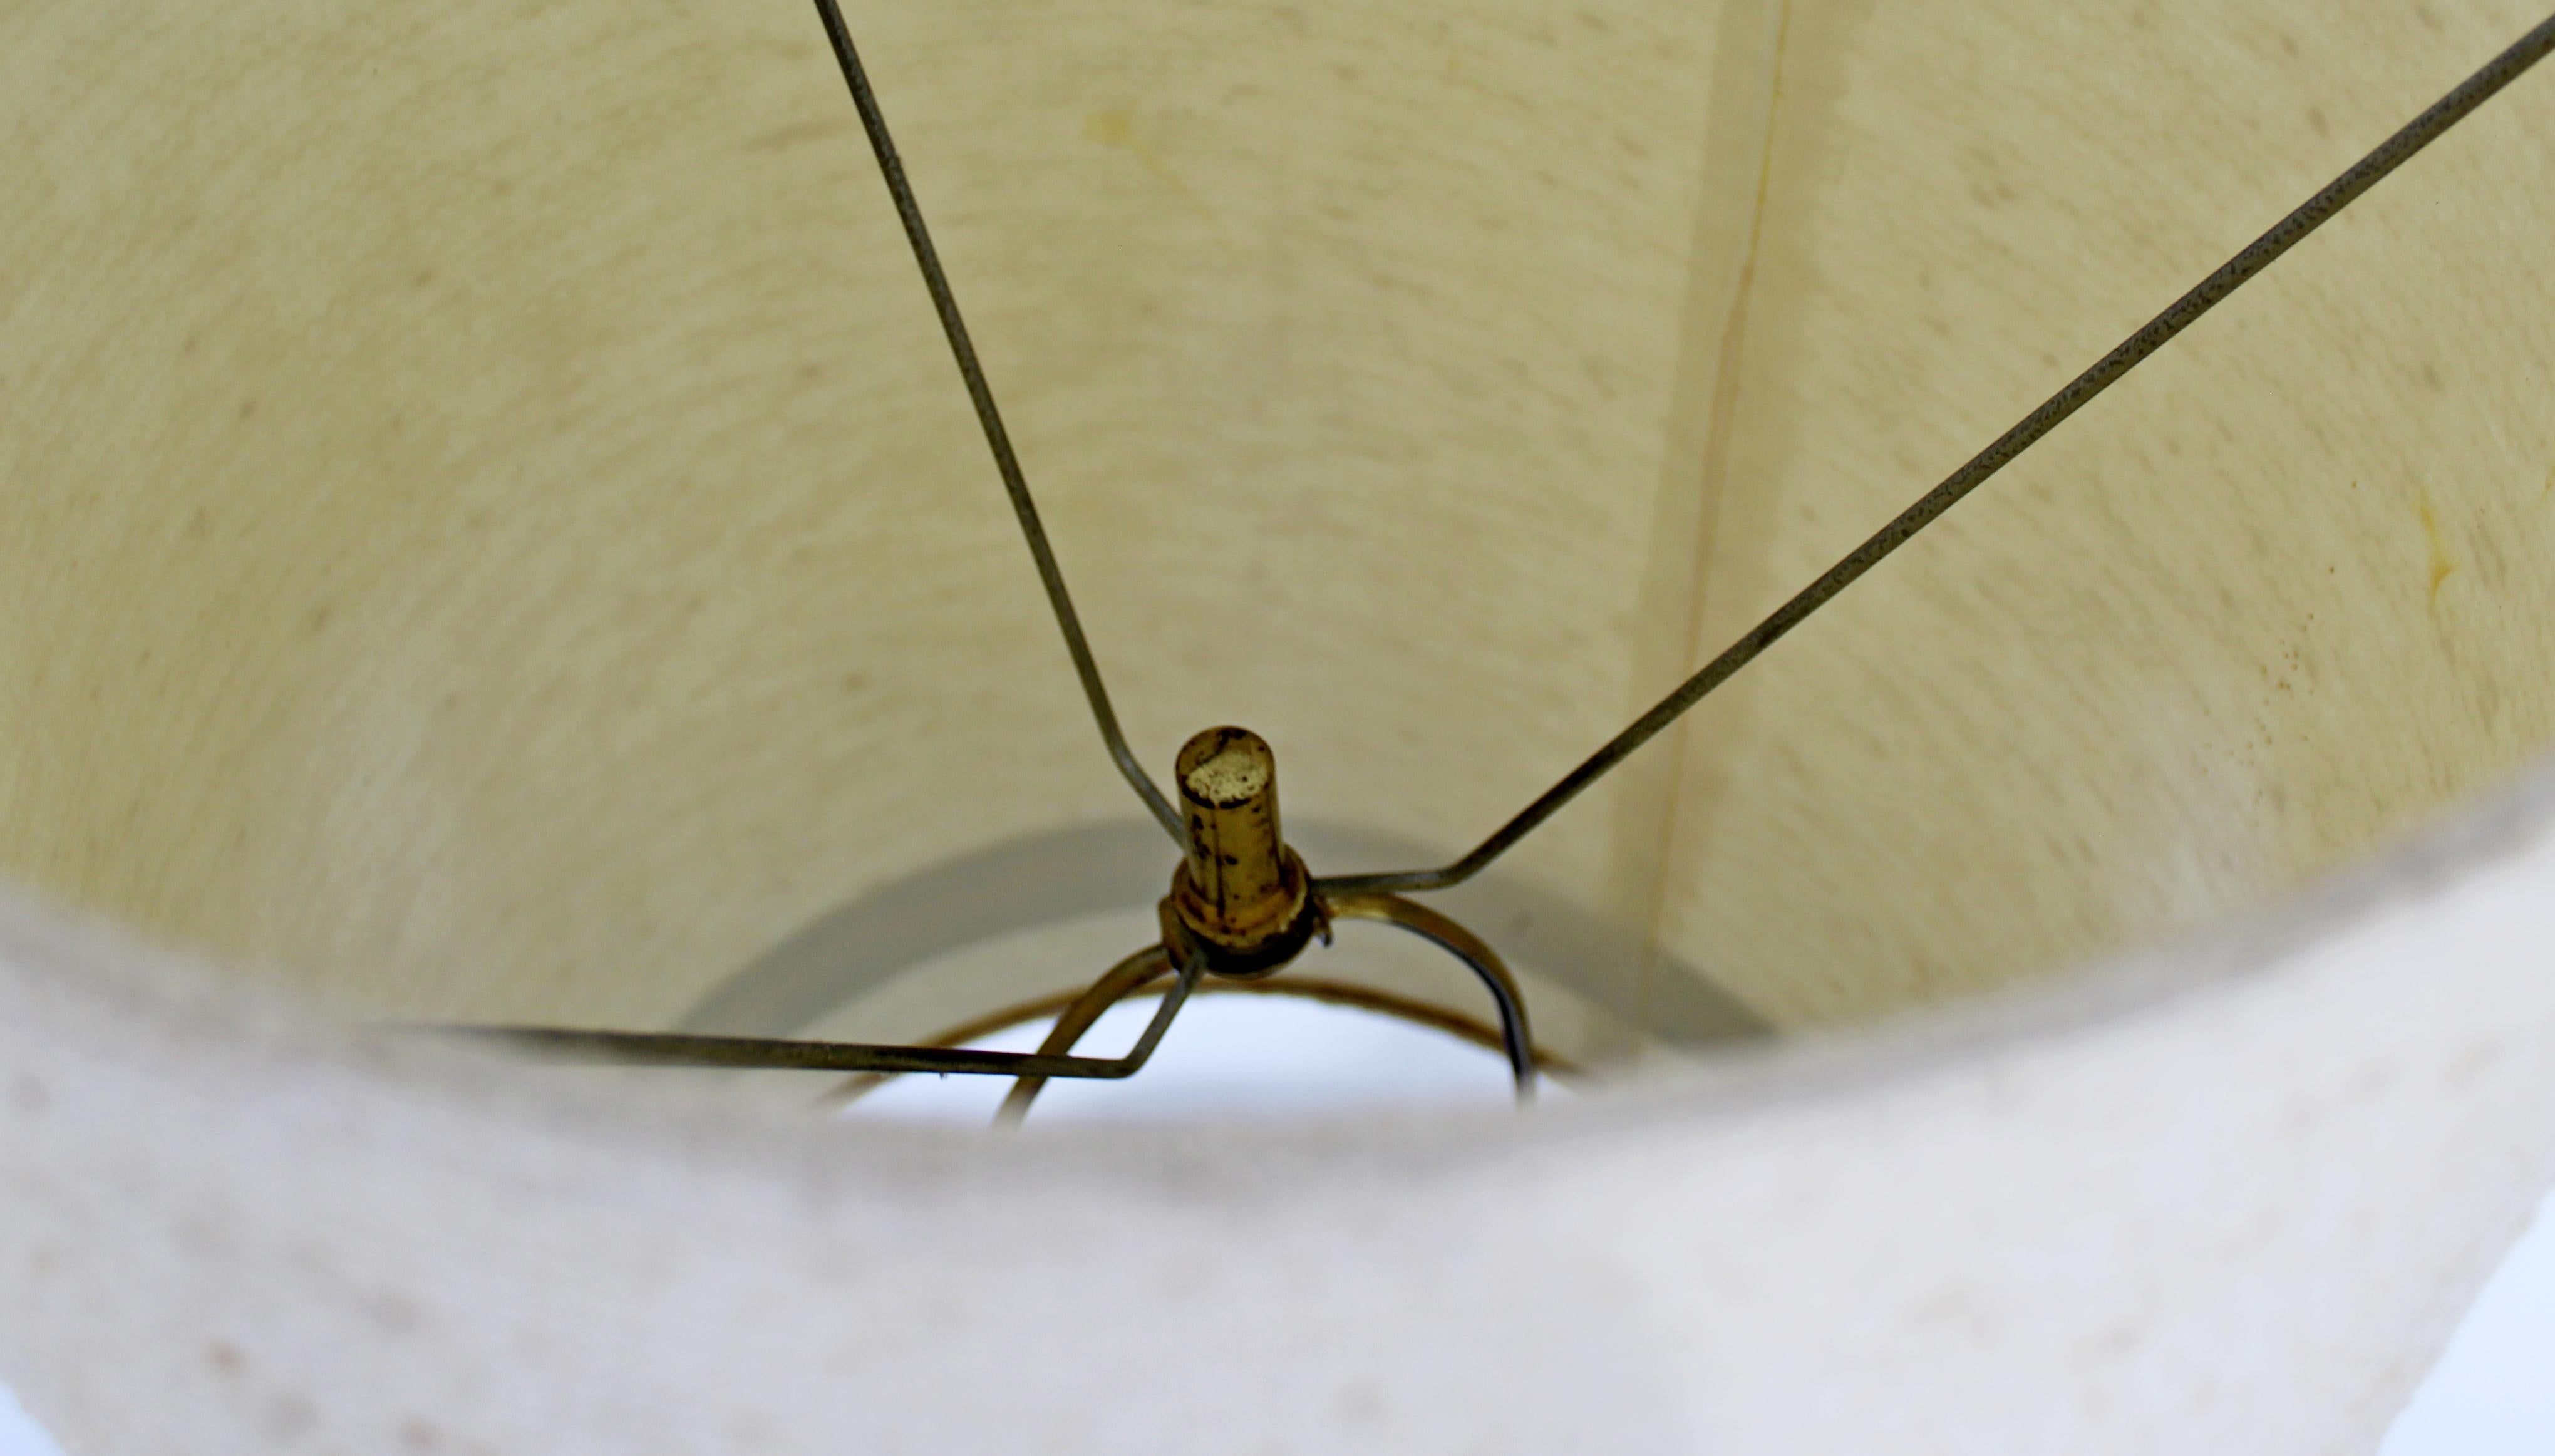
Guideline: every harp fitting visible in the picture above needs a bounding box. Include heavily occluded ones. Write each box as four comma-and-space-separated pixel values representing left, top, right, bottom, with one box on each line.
1165, 726, 1321, 978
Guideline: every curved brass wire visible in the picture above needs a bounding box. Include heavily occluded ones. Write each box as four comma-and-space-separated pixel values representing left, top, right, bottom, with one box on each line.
994, 944, 1179, 1127
989, 890, 1536, 1125
1202, 978, 1574, 1078
1317, 890, 1536, 1102
818, 976, 1576, 1113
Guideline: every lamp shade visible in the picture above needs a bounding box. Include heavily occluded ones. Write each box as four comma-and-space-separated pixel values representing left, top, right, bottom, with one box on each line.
4, 0, 2554, 1450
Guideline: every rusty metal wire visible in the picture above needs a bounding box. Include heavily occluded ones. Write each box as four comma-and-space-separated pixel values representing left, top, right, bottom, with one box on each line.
1319, 890, 1536, 1100
818, 974, 1579, 1114
453, 944, 1197, 1079
812, 0, 1183, 844
988, 887, 1537, 1125
452, 10, 2555, 1112
1319, 11, 2555, 896
993, 948, 1182, 1127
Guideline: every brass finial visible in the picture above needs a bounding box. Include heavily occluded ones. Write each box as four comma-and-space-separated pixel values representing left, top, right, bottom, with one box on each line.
1166, 726, 1316, 976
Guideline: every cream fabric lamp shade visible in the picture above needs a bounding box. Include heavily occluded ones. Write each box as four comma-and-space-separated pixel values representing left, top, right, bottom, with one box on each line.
4, 0, 2555, 1450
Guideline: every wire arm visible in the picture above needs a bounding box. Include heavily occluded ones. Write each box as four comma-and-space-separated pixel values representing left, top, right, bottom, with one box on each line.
994, 945, 1177, 1126
990, 892, 1537, 1125
810, 973, 1572, 1113
810, 0, 1184, 843
1319, 11, 2555, 897
446, 944, 1198, 1078
1318, 889, 1536, 1100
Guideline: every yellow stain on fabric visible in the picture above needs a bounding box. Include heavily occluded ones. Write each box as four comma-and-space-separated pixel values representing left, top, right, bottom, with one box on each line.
2418, 488, 2457, 604
1084, 108, 1208, 216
